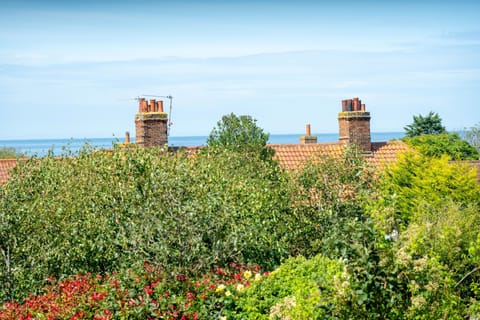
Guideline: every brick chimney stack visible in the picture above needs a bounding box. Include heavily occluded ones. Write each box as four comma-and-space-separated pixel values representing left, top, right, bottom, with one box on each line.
135, 97, 168, 148
300, 123, 318, 144
338, 98, 371, 152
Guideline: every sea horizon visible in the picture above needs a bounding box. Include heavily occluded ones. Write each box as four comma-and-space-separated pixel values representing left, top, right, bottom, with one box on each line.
1, 132, 405, 157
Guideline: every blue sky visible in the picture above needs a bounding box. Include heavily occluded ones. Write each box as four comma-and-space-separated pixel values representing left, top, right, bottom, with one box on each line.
1, 0, 479, 139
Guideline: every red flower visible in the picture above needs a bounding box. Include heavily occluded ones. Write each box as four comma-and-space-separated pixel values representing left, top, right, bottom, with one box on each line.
91, 291, 107, 301
176, 274, 186, 282
186, 292, 195, 302
144, 286, 153, 295
109, 279, 120, 288
71, 312, 85, 320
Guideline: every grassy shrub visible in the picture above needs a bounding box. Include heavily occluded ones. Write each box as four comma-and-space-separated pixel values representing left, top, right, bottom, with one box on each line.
0, 145, 293, 302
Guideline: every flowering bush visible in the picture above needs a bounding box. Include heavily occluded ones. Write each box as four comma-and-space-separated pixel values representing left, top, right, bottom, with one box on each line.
0, 262, 265, 320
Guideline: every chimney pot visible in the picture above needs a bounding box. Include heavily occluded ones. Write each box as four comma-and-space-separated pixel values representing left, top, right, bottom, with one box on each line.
353, 97, 359, 111
149, 99, 156, 112
361, 103, 366, 111
346, 99, 352, 111
125, 131, 130, 144
157, 100, 164, 112
306, 124, 311, 136
138, 98, 145, 113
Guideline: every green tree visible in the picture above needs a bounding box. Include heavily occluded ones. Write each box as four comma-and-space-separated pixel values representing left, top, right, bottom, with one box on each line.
0, 147, 25, 159
404, 111, 447, 138
465, 123, 480, 154
403, 133, 479, 160
206, 113, 273, 160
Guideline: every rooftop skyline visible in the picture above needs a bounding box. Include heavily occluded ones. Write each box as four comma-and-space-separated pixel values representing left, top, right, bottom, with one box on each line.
1, 0, 479, 139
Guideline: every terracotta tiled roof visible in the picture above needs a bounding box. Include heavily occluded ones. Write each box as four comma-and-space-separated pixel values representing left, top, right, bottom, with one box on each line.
368, 141, 412, 167
270, 140, 411, 170
269, 142, 345, 170
0, 159, 19, 185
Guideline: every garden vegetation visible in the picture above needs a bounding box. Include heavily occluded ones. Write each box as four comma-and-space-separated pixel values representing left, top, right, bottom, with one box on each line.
0, 114, 479, 319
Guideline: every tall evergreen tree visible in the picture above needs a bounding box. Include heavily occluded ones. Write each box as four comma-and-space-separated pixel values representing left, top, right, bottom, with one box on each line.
404, 111, 447, 137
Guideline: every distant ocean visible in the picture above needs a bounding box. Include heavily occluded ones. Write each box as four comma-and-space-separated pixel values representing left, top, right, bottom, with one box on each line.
0, 132, 404, 157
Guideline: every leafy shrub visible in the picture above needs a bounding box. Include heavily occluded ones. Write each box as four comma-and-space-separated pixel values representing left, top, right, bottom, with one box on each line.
369, 151, 480, 319
288, 146, 377, 260
371, 151, 480, 227
280, 147, 409, 318
232, 255, 350, 319
0, 145, 293, 302
0, 261, 263, 319
403, 133, 479, 160
392, 203, 480, 319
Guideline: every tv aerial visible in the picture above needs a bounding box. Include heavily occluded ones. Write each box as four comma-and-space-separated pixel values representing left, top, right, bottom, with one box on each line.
141, 94, 174, 136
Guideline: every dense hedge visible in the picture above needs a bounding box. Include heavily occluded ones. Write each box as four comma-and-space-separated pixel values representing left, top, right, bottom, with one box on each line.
2, 144, 479, 319
0, 145, 296, 301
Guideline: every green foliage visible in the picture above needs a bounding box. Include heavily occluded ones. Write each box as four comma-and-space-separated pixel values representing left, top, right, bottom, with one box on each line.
0, 147, 25, 159
403, 133, 479, 160
369, 151, 480, 319
2, 135, 479, 318
233, 255, 349, 319
206, 113, 273, 160
372, 151, 480, 227
284, 147, 409, 318
392, 203, 480, 319
0, 145, 293, 302
404, 111, 447, 138
289, 146, 377, 260
465, 122, 480, 154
